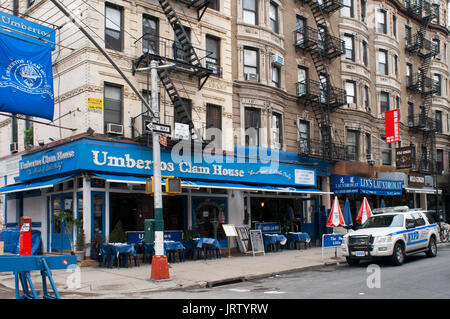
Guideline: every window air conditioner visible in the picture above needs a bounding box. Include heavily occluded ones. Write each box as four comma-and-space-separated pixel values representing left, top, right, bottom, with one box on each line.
106, 123, 124, 135
366, 153, 376, 163
245, 73, 259, 81
271, 54, 284, 66
10, 142, 18, 153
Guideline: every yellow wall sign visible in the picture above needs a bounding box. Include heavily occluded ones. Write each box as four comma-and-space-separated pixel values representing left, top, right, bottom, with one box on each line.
87, 97, 104, 110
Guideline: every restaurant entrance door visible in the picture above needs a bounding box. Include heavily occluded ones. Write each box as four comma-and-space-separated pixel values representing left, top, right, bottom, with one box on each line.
192, 197, 227, 248
51, 194, 73, 252
300, 198, 318, 238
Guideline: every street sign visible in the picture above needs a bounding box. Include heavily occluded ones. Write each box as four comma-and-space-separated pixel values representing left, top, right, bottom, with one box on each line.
146, 122, 171, 134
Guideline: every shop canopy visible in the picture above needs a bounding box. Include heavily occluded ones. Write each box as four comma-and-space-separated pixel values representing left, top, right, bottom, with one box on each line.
0, 175, 74, 194
331, 174, 403, 196
92, 173, 333, 195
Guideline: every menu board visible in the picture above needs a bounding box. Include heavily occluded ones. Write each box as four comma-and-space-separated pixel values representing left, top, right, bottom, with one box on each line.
222, 224, 238, 237
249, 230, 265, 256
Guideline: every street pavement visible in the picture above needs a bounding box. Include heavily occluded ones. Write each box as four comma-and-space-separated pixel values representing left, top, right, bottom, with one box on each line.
0, 243, 447, 299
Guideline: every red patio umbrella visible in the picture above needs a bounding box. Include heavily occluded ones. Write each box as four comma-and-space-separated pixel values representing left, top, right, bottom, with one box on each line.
356, 197, 373, 225
326, 197, 346, 227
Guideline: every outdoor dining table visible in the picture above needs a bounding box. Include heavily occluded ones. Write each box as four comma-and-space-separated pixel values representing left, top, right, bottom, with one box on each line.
190, 238, 221, 260
100, 243, 137, 268
285, 232, 311, 249
262, 234, 287, 252
142, 241, 186, 263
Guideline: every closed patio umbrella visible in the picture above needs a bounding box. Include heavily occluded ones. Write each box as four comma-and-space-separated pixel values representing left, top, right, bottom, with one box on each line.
326, 197, 346, 227
356, 197, 373, 225
343, 199, 353, 228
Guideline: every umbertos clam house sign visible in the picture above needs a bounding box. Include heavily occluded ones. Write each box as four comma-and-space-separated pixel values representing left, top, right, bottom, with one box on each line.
19, 138, 317, 187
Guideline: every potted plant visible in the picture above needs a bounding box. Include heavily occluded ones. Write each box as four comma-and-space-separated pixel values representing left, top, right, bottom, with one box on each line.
24, 127, 33, 147
56, 209, 83, 256
75, 225, 86, 261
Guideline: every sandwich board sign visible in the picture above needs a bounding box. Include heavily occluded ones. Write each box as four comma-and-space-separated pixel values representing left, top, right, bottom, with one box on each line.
249, 230, 265, 256
222, 224, 238, 258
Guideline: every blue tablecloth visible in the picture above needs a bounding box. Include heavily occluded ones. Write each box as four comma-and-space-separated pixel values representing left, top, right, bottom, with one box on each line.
102, 243, 136, 258
0, 229, 42, 255
192, 237, 221, 249
164, 241, 185, 251
263, 234, 287, 246
286, 232, 311, 243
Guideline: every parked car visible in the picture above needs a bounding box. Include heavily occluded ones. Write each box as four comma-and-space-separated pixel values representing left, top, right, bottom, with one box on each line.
341, 207, 439, 266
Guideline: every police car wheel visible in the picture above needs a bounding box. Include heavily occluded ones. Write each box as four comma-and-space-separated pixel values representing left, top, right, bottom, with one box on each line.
346, 257, 360, 266
425, 236, 437, 258
391, 242, 405, 266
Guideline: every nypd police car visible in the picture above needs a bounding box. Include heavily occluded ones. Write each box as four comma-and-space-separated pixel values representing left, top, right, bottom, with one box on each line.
341, 206, 439, 266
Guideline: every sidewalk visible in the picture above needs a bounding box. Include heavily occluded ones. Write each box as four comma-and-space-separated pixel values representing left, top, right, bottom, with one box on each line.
0, 246, 343, 298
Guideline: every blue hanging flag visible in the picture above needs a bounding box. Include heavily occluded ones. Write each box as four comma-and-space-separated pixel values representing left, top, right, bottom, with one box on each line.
0, 32, 54, 120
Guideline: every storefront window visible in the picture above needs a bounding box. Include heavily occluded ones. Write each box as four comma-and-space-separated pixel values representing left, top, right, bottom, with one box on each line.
192, 197, 226, 243
93, 194, 104, 236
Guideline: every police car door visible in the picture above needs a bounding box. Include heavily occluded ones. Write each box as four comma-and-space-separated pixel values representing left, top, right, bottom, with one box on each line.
412, 213, 428, 249
404, 213, 420, 252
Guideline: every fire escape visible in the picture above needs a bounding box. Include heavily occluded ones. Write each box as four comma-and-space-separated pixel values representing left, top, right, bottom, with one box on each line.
295, 0, 347, 161
405, 0, 439, 174
131, 0, 213, 144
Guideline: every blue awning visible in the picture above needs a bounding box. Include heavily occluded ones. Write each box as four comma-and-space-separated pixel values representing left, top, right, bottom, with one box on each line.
92, 173, 333, 195
0, 175, 74, 194
92, 173, 148, 184
181, 180, 333, 194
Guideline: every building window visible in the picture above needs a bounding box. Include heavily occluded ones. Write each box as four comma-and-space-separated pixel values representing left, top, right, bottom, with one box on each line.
272, 65, 281, 88
206, 35, 221, 76
269, 2, 279, 34
406, 63, 413, 86
394, 55, 398, 77
433, 38, 441, 59
432, 4, 440, 24
272, 112, 283, 149
360, 0, 366, 22
299, 120, 310, 154
143, 15, 158, 54
343, 34, 354, 61
363, 85, 370, 111
347, 130, 359, 161
376, 9, 387, 34
408, 102, 414, 126
243, 47, 259, 80
405, 25, 412, 46
105, 3, 123, 51
345, 81, 356, 105
381, 136, 392, 165
174, 26, 191, 62
245, 107, 261, 146
297, 66, 308, 96
206, 104, 222, 148
104, 83, 123, 129
378, 49, 388, 75
435, 110, 442, 133
209, 0, 219, 11
341, 0, 354, 18
365, 133, 371, 156
393, 15, 397, 38
243, 0, 258, 25
436, 149, 443, 173
362, 40, 368, 66
174, 98, 192, 125
380, 91, 389, 113
433, 74, 442, 96
27, 0, 35, 8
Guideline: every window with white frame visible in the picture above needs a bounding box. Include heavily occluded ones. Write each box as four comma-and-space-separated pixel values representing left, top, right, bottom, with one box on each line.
272, 112, 283, 148
344, 34, 354, 61
341, 0, 354, 18
105, 3, 123, 51
243, 47, 258, 80
269, 2, 279, 34
345, 81, 356, 105
378, 49, 388, 75
243, 0, 258, 25
376, 9, 387, 34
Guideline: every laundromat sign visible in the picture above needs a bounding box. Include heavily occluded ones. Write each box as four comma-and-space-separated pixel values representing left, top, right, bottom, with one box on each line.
19, 138, 317, 187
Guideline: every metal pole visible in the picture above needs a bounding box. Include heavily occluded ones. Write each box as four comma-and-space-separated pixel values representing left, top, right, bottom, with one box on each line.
151, 60, 164, 257
48, 0, 154, 117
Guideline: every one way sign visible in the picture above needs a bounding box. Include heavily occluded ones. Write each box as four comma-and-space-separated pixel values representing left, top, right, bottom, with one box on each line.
146, 122, 171, 135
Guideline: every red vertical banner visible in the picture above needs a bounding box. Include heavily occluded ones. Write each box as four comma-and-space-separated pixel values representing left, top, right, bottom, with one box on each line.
385, 109, 400, 143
